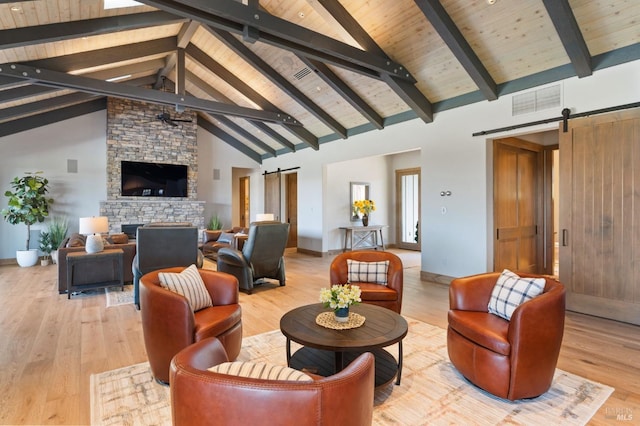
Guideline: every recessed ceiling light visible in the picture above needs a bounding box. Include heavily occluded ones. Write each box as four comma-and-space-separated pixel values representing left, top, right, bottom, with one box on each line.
298, 11, 305, 18
486, 0, 497, 4
11, 6, 22, 12
104, 0, 141, 10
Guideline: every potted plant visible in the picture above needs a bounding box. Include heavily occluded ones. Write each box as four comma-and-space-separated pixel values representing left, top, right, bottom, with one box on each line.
48, 216, 68, 264
38, 231, 53, 266
1, 171, 53, 267
207, 214, 223, 230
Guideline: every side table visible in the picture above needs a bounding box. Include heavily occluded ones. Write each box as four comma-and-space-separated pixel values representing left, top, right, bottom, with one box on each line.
339, 225, 387, 252
66, 249, 124, 299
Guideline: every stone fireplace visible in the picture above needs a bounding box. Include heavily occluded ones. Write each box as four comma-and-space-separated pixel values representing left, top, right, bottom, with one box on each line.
100, 98, 205, 233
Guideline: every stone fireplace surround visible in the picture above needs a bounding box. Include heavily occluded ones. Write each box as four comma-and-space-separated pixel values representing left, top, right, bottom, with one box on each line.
100, 98, 205, 233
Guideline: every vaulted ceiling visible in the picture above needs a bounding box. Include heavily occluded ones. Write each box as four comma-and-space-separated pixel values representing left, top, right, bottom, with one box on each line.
1, 0, 639, 163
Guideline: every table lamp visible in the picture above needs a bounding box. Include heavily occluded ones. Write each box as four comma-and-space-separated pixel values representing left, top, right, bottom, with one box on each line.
255, 213, 275, 222
79, 216, 109, 253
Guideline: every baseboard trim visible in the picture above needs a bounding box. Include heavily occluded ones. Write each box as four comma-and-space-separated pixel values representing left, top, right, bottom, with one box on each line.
295, 247, 324, 257
420, 270, 454, 285
0, 258, 17, 266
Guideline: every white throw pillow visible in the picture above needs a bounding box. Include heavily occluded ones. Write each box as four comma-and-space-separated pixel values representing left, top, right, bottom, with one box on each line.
347, 259, 390, 285
158, 264, 212, 312
488, 269, 546, 321
208, 362, 313, 382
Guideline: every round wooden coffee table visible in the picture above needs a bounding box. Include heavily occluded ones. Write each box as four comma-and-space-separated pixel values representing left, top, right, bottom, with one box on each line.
280, 303, 408, 387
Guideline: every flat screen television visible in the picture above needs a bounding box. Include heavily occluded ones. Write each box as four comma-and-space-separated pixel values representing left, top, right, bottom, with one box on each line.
121, 161, 188, 197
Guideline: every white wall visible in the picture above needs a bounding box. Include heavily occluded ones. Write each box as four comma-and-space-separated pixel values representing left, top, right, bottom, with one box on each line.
0, 111, 107, 259
261, 60, 640, 277
1, 60, 638, 277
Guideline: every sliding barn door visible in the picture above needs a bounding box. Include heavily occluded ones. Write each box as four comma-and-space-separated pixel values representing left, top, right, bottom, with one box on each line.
559, 109, 640, 325
264, 172, 281, 221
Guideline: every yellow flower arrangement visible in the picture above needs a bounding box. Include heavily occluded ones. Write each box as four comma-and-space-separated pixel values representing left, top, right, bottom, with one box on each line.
319, 284, 362, 310
352, 199, 375, 215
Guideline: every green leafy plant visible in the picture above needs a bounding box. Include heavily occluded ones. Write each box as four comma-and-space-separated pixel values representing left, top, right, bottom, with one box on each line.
1, 172, 53, 251
48, 216, 69, 250
38, 231, 53, 260
207, 214, 223, 230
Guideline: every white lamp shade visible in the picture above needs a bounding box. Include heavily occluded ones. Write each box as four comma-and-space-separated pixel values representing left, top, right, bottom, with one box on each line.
79, 217, 108, 253
256, 213, 275, 221
79, 216, 109, 235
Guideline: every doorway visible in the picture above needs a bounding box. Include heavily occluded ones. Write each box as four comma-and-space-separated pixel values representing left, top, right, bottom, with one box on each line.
493, 137, 556, 274
396, 168, 420, 251
239, 176, 250, 228
285, 173, 298, 248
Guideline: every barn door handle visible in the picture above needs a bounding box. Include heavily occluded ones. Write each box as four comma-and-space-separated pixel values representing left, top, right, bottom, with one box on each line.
562, 229, 569, 246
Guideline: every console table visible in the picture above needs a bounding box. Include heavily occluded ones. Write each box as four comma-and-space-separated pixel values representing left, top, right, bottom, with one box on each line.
66, 249, 124, 299
339, 225, 386, 252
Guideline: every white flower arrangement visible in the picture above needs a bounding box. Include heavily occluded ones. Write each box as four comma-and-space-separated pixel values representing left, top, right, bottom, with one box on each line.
320, 284, 362, 310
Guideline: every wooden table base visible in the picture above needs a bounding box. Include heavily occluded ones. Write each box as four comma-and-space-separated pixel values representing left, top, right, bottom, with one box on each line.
289, 345, 402, 387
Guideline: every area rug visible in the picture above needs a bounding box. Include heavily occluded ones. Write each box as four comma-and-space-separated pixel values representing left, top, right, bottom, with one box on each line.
105, 285, 134, 307
91, 318, 613, 425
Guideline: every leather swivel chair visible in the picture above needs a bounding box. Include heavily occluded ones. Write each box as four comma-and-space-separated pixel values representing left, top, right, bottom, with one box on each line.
330, 250, 403, 313
447, 272, 566, 400
170, 337, 374, 426
140, 267, 242, 384
132, 225, 203, 309
216, 221, 290, 294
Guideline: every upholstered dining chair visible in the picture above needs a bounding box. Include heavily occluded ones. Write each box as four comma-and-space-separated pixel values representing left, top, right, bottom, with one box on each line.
170, 337, 375, 426
216, 221, 290, 294
140, 266, 242, 384
447, 271, 566, 400
330, 250, 403, 314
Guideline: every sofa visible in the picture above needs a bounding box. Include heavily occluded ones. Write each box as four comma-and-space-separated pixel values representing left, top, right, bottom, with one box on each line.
57, 233, 136, 294
200, 227, 248, 260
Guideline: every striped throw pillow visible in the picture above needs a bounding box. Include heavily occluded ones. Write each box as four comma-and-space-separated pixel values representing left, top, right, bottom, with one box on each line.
158, 264, 212, 312
208, 362, 313, 382
347, 259, 390, 285
488, 269, 545, 321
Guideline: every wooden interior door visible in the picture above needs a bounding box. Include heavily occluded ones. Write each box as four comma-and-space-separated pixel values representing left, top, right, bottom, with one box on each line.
559, 109, 640, 325
239, 176, 250, 227
494, 138, 544, 273
286, 173, 298, 248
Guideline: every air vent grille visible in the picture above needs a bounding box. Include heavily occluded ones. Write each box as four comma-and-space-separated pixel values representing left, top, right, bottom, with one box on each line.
512, 85, 561, 116
293, 67, 312, 80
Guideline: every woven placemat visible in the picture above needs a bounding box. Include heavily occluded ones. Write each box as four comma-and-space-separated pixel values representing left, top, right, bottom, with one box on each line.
315, 311, 365, 330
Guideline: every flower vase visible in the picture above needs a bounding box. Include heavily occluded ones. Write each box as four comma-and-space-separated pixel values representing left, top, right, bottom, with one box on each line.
334, 307, 350, 323
362, 214, 369, 227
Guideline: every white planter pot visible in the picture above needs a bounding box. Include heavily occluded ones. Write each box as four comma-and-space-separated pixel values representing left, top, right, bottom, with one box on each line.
51, 250, 58, 264
16, 249, 39, 267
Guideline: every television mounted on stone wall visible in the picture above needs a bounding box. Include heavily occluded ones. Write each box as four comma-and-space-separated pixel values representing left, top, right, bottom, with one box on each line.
121, 161, 188, 197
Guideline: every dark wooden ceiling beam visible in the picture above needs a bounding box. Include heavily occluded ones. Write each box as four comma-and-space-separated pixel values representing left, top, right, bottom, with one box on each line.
25, 37, 177, 73
155, 19, 201, 88
0, 98, 106, 138
542, 0, 592, 77
0, 11, 185, 50
210, 114, 276, 156
138, 0, 414, 82
0, 63, 299, 125
0, 92, 99, 122
186, 70, 296, 151
300, 57, 384, 130
311, 0, 433, 122
206, 27, 347, 139
413, 0, 498, 101
198, 114, 264, 163
186, 43, 319, 150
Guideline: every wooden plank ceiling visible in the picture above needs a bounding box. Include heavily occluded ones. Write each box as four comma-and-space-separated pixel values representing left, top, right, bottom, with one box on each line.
0, 0, 639, 162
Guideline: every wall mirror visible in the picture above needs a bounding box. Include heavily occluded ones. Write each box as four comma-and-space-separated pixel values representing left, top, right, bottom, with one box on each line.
350, 182, 370, 221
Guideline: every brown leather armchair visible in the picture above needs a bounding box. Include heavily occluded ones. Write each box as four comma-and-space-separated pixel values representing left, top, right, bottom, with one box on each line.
330, 250, 403, 314
447, 272, 566, 400
170, 337, 375, 426
200, 227, 248, 260
140, 267, 242, 384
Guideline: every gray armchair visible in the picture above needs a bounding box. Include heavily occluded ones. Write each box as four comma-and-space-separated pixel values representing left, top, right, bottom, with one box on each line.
132, 225, 203, 309
216, 221, 290, 294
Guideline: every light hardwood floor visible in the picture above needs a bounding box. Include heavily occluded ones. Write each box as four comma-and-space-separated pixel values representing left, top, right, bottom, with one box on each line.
0, 249, 638, 425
